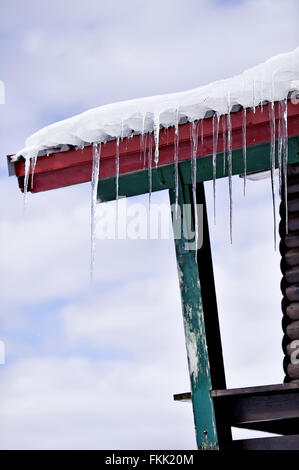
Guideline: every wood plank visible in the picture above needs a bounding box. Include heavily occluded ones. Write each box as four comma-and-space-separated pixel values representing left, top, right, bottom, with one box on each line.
169, 177, 218, 450
213, 384, 299, 435
9, 101, 299, 196
225, 434, 299, 450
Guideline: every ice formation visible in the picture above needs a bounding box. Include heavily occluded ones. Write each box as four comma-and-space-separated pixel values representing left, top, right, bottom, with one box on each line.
14, 47, 299, 252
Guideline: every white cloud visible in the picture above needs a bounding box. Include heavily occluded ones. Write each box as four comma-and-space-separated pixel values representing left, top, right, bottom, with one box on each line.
0, 0, 298, 449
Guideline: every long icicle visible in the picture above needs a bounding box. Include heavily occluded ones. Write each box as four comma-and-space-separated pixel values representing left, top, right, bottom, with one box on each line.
174, 109, 180, 216
191, 121, 198, 255
242, 108, 247, 196
227, 101, 233, 244
153, 113, 160, 167
222, 115, 226, 175
212, 113, 219, 223
269, 101, 277, 249
148, 132, 153, 210
91, 142, 101, 284
278, 102, 283, 196
282, 98, 289, 234
23, 156, 31, 211
30, 151, 38, 191
115, 137, 120, 239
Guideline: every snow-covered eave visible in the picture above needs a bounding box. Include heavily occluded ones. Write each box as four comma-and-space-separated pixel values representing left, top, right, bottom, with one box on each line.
11, 47, 299, 164
8, 99, 299, 195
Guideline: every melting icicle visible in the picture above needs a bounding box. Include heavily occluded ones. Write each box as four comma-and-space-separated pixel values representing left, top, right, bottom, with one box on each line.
153, 114, 160, 167
222, 115, 226, 175
227, 101, 233, 244
269, 102, 277, 249
212, 113, 220, 223
115, 137, 120, 201
30, 151, 38, 191
260, 77, 264, 112
242, 108, 247, 196
201, 119, 204, 145
281, 98, 289, 234
140, 114, 146, 162
90, 142, 101, 284
148, 133, 153, 209
191, 121, 198, 254
115, 137, 120, 238
252, 79, 256, 113
23, 156, 31, 210
278, 103, 283, 195
174, 109, 180, 216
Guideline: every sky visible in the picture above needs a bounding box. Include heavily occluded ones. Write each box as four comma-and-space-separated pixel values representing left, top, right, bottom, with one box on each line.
0, 0, 298, 450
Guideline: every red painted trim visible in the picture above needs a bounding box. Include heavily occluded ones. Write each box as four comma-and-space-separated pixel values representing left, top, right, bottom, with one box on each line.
10, 101, 299, 193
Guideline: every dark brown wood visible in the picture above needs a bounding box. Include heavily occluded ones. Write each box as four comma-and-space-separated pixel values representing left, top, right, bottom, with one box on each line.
173, 392, 191, 402
285, 266, 299, 284
286, 302, 299, 320
284, 232, 299, 249
287, 216, 299, 233
285, 285, 299, 302
286, 320, 299, 340
286, 363, 299, 379
212, 383, 299, 435
224, 434, 299, 450
285, 248, 299, 266
287, 198, 299, 213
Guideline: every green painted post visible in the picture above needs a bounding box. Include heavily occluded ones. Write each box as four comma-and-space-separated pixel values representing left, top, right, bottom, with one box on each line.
169, 176, 218, 450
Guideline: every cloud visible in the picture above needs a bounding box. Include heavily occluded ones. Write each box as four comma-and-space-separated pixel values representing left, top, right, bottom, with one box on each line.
0, 0, 298, 449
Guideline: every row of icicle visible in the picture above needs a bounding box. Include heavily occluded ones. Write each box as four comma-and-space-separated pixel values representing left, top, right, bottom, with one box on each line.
22, 97, 290, 282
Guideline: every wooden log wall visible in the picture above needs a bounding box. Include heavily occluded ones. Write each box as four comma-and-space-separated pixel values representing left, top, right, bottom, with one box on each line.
280, 163, 299, 383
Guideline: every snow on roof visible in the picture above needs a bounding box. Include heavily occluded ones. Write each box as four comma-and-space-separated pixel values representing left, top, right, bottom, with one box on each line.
14, 47, 299, 162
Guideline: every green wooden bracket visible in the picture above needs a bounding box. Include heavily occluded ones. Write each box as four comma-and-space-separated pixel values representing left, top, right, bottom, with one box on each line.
169, 176, 218, 450
98, 137, 299, 203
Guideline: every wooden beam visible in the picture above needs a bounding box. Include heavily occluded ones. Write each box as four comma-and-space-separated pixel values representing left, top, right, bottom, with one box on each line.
9, 101, 299, 196
169, 176, 218, 450
225, 434, 299, 450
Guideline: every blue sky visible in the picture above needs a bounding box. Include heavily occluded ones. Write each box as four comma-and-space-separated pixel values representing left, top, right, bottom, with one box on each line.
0, 0, 298, 450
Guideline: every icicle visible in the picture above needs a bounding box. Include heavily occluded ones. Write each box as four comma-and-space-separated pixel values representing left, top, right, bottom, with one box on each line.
174, 109, 180, 216
153, 113, 160, 167
212, 113, 220, 223
278, 103, 283, 196
23, 156, 31, 210
143, 132, 148, 169
252, 79, 256, 114
191, 121, 198, 254
140, 114, 146, 162
148, 133, 153, 209
90, 142, 101, 284
281, 98, 289, 234
115, 137, 120, 201
242, 108, 247, 196
260, 77, 264, 112
269, 101, 277, 249
227, 97, 233, 244
115, 137, 120, 238
201, 119, 204, 145
222, 115, 226, 175
30, 152, 38, 191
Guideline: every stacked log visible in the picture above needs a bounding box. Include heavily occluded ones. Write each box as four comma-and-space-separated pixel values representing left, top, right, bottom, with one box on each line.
280, 163, 299, 383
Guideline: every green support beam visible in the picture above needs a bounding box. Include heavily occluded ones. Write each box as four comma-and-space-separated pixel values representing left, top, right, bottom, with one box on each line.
98, 137, 299, 203
169, 176, 218, 450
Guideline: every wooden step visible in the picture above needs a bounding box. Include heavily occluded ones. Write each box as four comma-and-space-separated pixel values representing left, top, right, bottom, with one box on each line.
174, 383, 299, 437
